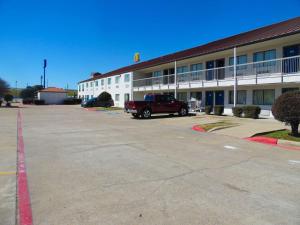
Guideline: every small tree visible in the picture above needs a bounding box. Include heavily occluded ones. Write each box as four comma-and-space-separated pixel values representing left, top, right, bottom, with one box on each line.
272, 91, 300, 137
96, 92, 113, 107
4, 94, 13, 107
97, 92, 112, 102
20, 85, 43, 99
0, 78, 9, 98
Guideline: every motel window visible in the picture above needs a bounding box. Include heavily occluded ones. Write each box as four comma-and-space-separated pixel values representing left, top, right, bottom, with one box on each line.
115, 94, 120, 101
177, 66, 188, 74
108, 78, 111, 85
153, 71, 162, 77
253, 50, 276, 62
86, 83, 88, 88
115, 76, 120, 84
124, 74, 130, 82
124, 93, 130, 102
78, 85, 81, 91
282, 87, 299, 94
82, 84, 84, 91
253, 89, 275, 105
90, 82, 93, 87
190, 92, 202, 101
177, 66, 189, 82
101, 79, 104, 86
229, 90, 247, 105
95, 81, 98, 87
229, 55, 247, 66
190, 63, 202, 72
190, 63, 203, 80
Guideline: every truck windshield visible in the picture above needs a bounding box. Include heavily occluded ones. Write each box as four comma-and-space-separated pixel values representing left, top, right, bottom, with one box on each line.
144, 95, 154, 101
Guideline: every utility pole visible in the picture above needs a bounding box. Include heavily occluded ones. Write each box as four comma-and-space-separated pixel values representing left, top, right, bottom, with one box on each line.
233, 47, 237, 107
174, 61, 177, 99
40, 75, 43, 86
15, 81, 18, 98
43, 59, 47, 88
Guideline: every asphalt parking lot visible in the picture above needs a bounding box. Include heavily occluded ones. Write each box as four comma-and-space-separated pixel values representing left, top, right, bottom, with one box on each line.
1, 105, 300, 225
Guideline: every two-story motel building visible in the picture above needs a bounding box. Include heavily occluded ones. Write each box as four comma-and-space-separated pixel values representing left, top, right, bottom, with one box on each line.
78, 17, 300, 116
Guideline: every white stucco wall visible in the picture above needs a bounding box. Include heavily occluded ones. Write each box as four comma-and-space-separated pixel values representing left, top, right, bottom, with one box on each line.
78, 72, 132, 107
38, 92, 67, 104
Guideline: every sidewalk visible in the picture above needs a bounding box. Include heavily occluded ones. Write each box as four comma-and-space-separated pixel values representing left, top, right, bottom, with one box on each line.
193, 114, 286, 138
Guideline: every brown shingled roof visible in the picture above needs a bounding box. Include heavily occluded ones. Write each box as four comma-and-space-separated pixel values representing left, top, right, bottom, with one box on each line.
79, 16, 300, 83
39, 87, 68, 93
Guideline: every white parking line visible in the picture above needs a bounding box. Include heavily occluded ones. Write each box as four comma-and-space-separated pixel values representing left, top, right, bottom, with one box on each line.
224, 145, 238, 150
288, 160, 300, 165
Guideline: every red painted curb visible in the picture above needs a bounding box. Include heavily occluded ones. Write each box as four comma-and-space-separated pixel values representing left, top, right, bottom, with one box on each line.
245, 136, 278, 145
277, 144, 300, 151
17, 110, 33, 225
192, 125, 206, 132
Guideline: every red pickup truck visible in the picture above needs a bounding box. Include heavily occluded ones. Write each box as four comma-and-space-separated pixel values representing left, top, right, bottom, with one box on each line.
125, 94, 188, 119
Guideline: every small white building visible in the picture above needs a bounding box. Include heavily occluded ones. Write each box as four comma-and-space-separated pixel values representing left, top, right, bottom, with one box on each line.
38, 87, 68, 104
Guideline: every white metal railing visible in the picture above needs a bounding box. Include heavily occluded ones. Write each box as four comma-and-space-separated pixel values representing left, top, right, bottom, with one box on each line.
133, 55, 300, 88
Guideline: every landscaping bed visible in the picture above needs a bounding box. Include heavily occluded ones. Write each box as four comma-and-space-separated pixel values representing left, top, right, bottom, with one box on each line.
256, 129, 300, 142
194, 120, 238, 132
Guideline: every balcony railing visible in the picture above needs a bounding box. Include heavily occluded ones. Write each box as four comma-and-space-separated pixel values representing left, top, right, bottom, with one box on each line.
133, 55, 300, 88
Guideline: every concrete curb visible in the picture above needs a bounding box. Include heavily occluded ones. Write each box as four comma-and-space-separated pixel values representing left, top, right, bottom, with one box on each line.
192, 124, 300, 151
278, 139, 300, 147
245, 136, 300, 151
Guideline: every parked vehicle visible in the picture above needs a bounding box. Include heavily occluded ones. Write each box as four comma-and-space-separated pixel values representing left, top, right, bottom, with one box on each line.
81, 98, 113, 108
125, 94, 188, 118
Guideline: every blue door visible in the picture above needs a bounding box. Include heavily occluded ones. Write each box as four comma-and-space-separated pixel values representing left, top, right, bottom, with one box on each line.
206, 61, 214, 80
283, 45, 300, 73
215, 91, 224, 105
205, 91, 214, 106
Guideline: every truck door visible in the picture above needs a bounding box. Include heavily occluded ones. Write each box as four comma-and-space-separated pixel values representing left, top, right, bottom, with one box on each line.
164, 95, 179, 113
152, 95, 165, 113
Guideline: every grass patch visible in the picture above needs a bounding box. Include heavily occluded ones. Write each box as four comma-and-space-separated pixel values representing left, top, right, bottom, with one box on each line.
200, 121, 237, 131
92, 107, 123, 111
259, 129, 300, 142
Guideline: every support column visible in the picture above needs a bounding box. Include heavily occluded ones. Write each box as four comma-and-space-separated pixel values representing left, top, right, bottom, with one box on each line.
233, 47, 237, 107
174, 61, 177, 99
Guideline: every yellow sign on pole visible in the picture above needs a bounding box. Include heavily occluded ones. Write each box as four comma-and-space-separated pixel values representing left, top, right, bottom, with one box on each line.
134, 52, 140, 63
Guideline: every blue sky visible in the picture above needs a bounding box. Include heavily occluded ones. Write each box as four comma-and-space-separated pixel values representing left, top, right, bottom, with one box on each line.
0, 0, 299, 89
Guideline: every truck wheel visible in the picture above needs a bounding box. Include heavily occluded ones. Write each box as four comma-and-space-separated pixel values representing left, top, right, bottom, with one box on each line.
132, 113, 139, 118
179, 107, 188, 116
141, 109, 151, 119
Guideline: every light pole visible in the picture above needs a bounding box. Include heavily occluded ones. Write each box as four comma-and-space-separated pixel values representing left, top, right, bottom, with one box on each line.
43, 59, 47, 88
15, 81, 18, 98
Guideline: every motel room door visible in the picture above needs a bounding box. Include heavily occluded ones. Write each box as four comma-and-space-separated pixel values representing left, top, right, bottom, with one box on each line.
215, 91, 224, 106
205, 91, 214, 106
283, 45, 300, 73
216, 59, 225, 80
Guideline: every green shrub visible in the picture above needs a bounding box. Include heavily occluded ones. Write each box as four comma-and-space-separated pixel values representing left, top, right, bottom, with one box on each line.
98, 92, 112, 102
34, 99, 45, 105
243, 105, 261, 119
232, 107, 243, 117
214, 105, 224, 116
205, 105, 213, 115
63, 98, 82, 105
95, 92, 114, 107
4, 94, 13, 106
272, 91, 300, 137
